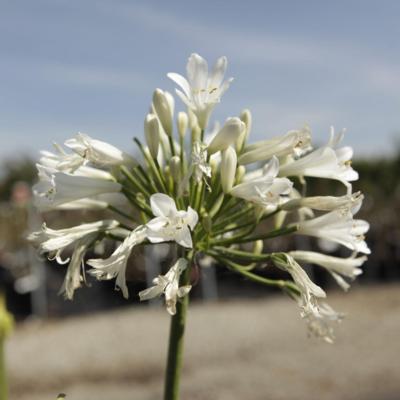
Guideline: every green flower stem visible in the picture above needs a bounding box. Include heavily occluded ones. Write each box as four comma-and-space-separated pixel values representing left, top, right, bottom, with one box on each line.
210, 252, 300, 296
164, 253, 193, 400
168, 135, 176, 157
211, 224, 299, 246
107, 205, 137, 222
120, 166, 152, 198
133, 138, 169, 194
212, 247, 272, 262
121, 188, 153, 217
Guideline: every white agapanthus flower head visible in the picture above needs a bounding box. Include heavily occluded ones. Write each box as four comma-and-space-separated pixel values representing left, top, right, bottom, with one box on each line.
168, 53, 233, 129
139, 258, 191, 315
29, 53, 370, 344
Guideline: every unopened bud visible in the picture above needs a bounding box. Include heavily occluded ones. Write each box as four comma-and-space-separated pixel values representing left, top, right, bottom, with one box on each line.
235, 165, 246, 183
252, 240, 263, 255
144, 113, 160, 159
236, 109, 252, 151
152, 89, 173, 136
202, 213, 212, 232
210, 158, 219, 175
221, 147, 237, 193
177, 112, 188, 140
169, 156, 181, 181
207, 117, 245, 155
192, 125, 201, 143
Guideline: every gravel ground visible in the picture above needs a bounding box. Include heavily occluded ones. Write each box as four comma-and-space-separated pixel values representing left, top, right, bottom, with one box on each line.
6, 284, 400, 400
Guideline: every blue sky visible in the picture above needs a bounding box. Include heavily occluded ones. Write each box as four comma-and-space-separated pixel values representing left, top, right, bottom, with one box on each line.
1, 0, 399, 162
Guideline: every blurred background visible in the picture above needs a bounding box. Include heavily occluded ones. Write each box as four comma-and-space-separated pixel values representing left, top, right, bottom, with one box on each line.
0, 1, 399, 399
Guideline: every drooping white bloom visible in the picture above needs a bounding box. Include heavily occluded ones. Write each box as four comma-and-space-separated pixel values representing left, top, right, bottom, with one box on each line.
87, 226, 147, 299
168, 53, 233, 129
65, 132, 137, 167
282, 191, 364, 213
27, 219, 119, 263
296, 209, 370, 254
139, 258, 191, 315
207, 117, 245, 155
33, 165, 122, 211
230, 156, 293, 210
303, 302, 344, 344
59, 234, 96, 300
239, 127, 312, 165
146, 194, 198, 248
289, 250, 367, 291
272, 253, 326, 315
220, 146, 237, 193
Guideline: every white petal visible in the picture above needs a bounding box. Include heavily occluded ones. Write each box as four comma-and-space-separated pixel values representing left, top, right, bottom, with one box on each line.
209, 56, 227, 88
175, 226, 193, 248
167, 73, 191, 97
150, 193, 177, 217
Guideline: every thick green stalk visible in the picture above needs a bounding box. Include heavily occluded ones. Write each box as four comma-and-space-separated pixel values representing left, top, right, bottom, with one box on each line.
164, 256, 192, 400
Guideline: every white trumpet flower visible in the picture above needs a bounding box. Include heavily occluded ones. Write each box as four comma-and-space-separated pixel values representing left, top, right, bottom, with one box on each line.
289, 250, 366, 291
279, 133, 357, 190
146, 194, 198, 248
282, 192, 364, 213
27, 219, 119, 264
230, 156, 293, 210
139, 258, 191, 315
33, 166, 121, 211
303, 302, 344, 344
87, 226, 147, 299
296, 210, 370, 254
65, 132, 137, 167
239, 127, 312, 165
168, 53, 233, 129
59, 234, 96, 300
272, 253, 326, 315
207, 117, 245, 155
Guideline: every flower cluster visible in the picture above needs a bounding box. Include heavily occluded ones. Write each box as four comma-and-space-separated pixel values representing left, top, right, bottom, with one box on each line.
29, 53, 369, 342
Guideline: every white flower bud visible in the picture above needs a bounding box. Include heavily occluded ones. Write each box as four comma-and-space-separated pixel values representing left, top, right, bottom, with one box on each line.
236, 109, 252, 151
252, 239, 263, 255
192, 125, 201, 143
152, 89, 173, 136
144, 113, 160, 159
202, 213, 212, 232
207, 117, 245, 155
177, 112, 189, 140
221, 147, 237, 193
235, 165, 246, 183
169, 156, 181, 181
